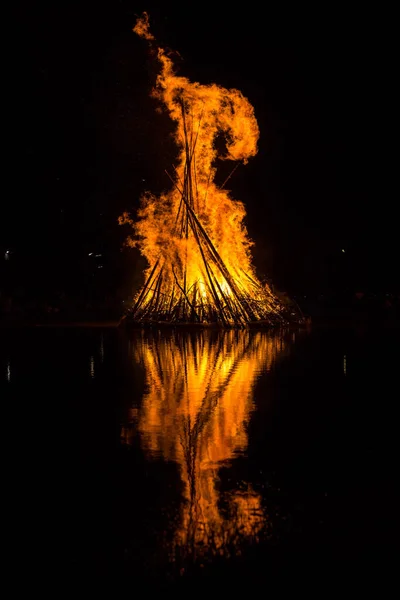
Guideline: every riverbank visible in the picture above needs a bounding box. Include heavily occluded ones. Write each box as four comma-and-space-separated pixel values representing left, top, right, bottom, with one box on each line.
0, 316, 125, 329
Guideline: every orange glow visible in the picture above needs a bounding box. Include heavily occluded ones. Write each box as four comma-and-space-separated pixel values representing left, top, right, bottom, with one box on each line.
121, 13, 289, 325
123, 330, 288, 553
132, 11, 154, 41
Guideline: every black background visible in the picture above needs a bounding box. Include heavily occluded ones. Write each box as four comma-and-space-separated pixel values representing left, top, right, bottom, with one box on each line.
4, 2, 398, 297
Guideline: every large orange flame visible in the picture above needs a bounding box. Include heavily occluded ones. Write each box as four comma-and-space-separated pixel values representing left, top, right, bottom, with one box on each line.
121, 13, 290, 325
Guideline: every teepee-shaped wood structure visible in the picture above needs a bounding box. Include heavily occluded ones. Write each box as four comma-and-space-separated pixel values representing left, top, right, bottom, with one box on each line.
122, 13, 302, 328
127, 99, 293, 327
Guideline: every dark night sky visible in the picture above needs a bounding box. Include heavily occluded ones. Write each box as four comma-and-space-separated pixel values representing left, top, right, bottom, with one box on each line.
4, 2, 398, 295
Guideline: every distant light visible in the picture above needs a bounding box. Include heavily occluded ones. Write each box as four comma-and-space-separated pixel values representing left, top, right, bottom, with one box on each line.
5, 250, 9, 254
88, 252, 93, 256
341, 249, 346, 253
97, 265, 103, 269
95, 254, 102, 257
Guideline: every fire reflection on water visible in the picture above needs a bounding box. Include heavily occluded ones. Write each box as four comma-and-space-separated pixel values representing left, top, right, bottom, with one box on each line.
122, 330, 288, 556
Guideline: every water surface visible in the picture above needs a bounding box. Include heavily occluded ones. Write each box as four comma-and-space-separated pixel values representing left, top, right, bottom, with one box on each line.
2, 325, 397, 589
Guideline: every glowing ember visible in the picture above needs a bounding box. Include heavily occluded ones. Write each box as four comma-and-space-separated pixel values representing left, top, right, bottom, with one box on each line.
120, 12, 296, 326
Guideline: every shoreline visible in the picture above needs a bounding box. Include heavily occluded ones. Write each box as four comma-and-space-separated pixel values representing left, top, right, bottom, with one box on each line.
0, 318, 124, 329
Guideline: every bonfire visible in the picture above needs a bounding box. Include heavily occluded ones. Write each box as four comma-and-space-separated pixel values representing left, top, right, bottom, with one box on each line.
120, 13, 301, 327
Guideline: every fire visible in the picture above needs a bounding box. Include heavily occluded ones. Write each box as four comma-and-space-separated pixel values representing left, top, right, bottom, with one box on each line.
121, 12, 289, 325
122, 330, 288, 552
